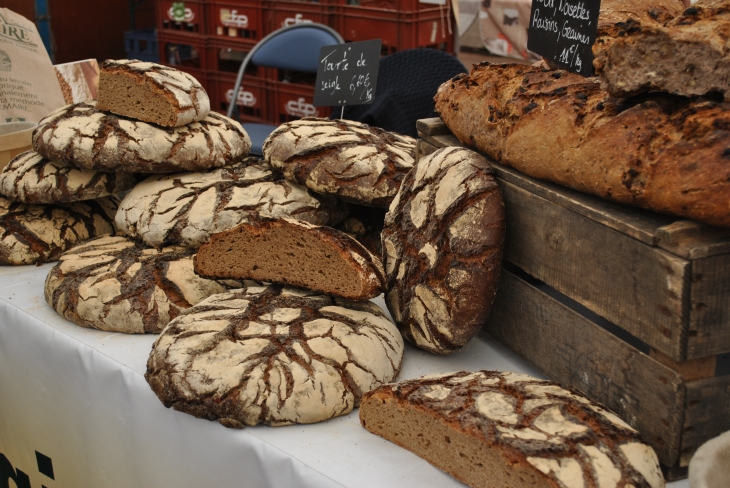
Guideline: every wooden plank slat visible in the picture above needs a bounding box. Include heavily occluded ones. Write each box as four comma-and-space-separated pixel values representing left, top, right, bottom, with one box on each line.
416, 139, 438, 161
649, 349, 716, 382
484, 269, 685, 466
501, 179, 691, 361
416, 117, 453, 136
680, 375, 730, 466
688, 254, 730, 359
655, 220, 730, 259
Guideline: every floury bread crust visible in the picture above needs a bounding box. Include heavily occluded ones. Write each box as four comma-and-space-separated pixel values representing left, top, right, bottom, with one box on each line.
0, 150, 136, 203
360, 371, 665, 488
263, 118, 416, 208
382, 147, 505, 354
0, 195, 118, 265
45, 236, 248, 334
594, 0, 730, 100
32, 101, 250, 173
194, 218, 386, 300
115, 159, 347, 249
96, 59, 210, 127
145, 285, 404, 427
434, 64, 730, 228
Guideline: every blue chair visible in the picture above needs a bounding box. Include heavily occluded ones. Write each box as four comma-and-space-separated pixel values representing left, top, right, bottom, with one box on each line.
227, 23, 344, 155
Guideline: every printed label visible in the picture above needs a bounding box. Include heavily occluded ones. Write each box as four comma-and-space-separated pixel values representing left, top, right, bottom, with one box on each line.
225, 88, 256, 107
220, 9, 249, 28
282, 14, 313, 27
168, 4, 195, 22
285, 97, 318, 117
0, 13, 37, 47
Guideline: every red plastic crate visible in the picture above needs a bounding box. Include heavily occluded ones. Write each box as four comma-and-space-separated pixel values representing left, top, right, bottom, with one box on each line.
264, 1, 335, 34
269, 80, 331, 124
330, 0, 444, 11
207, 0, 266, 43
208, 73, 268, 122
205, 38, 260, 74
334, 5, 454, 54
157, 32, 207, 83
156, 0, 206, 36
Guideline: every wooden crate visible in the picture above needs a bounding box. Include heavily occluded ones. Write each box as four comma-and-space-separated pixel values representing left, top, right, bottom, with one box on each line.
416, 117, 730, 480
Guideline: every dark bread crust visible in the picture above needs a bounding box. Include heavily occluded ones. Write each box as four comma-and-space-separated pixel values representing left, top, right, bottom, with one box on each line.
194, 217, 386, 300
434, 63, 730, 228
594, 0, 730, 100
382, 147, 505, 354
360, 371, 665, 488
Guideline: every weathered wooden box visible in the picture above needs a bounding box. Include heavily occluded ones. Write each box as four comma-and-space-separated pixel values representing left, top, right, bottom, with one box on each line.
417, 118, 730, 480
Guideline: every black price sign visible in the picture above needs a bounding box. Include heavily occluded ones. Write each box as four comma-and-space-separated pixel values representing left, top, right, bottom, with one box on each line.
313, 39, 382, 108
527, 0, 601, 77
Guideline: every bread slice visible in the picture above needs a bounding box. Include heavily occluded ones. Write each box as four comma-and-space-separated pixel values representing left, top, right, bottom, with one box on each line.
360, 371, 665, 488
96, 59, 209, 127
194, 218, 386, 300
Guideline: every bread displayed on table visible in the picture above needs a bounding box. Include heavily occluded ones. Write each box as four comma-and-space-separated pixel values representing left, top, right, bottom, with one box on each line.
360, 371, 665, 488
263, 118, 416, 208
594, 0, 730, 100
32, 101, 250, 173
0, 150, 136, 203
44, 236, 248, 333
434, 63, 730, 228
96, 59, 210, 127
382, 147, 505, 354
145, 284, 404, 427
115, 158, 347, 249
0, 195, 118, 265
194, 217, 386, 300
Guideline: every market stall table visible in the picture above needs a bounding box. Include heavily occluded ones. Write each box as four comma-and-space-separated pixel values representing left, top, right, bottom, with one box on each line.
0, 263, 690, 487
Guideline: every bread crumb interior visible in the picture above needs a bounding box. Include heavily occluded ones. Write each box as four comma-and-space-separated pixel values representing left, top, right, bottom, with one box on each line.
97, 72, 176, 126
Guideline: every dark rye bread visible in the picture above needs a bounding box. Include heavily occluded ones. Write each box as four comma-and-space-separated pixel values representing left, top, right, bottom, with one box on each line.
434, 63, 730, 228
263, 118, 416, 208
115, 158, 347, 249
0, 150, 136, 203
360, 371, 665, 488
33, 101, 250, 173
0, 195, 118, 265
382, 147, 505, 354
96, 59, 210, 128
45, 236, 248, 333
194, 217, 386, 301
146, 285, 404, 427
594, 0, 730, 101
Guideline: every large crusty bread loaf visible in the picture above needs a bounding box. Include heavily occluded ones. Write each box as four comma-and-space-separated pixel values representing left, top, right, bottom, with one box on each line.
434, 63, 730, 228
594, 0, 730, 101
96, 59, 210, 127
194, 217, 386, 300
360, 371, 665, 488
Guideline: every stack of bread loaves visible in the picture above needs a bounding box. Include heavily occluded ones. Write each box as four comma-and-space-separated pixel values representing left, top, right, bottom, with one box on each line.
434, 0, 730, 229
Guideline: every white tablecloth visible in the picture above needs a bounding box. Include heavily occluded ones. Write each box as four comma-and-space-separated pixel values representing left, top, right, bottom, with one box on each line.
0, 264, 689, 487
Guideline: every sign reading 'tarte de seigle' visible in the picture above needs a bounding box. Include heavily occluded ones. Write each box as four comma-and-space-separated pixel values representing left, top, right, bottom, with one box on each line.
313, 39, 382, 108
527, 0, 601, 77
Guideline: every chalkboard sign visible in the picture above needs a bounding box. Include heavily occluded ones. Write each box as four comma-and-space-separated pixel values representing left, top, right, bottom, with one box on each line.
527, 0, 601, 77
313, 39, 382, 108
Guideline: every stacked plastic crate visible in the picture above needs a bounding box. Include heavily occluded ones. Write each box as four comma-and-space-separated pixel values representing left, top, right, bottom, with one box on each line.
154, 0, 455, 124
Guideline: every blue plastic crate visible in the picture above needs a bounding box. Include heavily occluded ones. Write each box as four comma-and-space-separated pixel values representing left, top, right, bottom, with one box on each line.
124, 29, 160, 63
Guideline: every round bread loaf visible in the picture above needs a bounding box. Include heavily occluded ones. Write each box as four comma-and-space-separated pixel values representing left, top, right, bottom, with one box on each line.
146, 285, 405, 427
45, 236, 249, 334
115, 158, 347, 249
0, 195, 118, 265
360, 370, 665, 488
32, 101, 250, 173
96, 59, 210, 127
382, 147, 505, 354
0, 150, 136, 203
263, 118, 416, 208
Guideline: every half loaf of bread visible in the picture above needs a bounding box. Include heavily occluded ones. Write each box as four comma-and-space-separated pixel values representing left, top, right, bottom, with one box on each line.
194, 218, 386, 300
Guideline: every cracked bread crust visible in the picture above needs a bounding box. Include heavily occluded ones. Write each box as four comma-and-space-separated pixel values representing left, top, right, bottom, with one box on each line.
45, 236, 249, 334
434, 63, 730, 228
0, 150, 136, 203
115, 159, 347, 249
194, 217, 386, 300
360, 371, 665, 488
263, 118, 416, 208
0, 195, 118, 265
145, 285, 405, 427
382, 147, 505, 354
32, 101, 250, 173
96, 59, 210, 127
